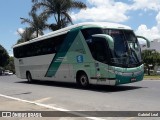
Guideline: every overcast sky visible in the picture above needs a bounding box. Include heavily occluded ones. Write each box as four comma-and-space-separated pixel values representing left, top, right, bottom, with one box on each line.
0, 0, 160, 56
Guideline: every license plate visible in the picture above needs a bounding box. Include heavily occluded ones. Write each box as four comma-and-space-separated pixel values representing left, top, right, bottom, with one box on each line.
131, 78, 136, 82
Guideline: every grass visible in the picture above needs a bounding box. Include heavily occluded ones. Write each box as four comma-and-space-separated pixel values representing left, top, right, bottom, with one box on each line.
144, 75, 160, 80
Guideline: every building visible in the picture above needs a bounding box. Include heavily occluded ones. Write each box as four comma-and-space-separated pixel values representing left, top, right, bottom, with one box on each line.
140, 39, 160, 52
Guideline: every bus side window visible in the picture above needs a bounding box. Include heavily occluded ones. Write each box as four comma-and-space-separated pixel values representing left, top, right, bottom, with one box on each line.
13, 33, 67, 58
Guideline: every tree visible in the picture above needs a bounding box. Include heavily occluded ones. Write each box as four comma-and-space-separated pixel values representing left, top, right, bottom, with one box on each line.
31, 0, 87, 30
4, 57, 15, 73
142, 50, 160, 75
49, 16, 72, 31
0, 67, 3, 75
20, 11, 48, 37
17, 27, 35, 43
0, 45, 9, 67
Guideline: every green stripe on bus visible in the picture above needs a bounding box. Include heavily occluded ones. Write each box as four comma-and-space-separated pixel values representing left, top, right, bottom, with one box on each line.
45, 27, 82, 77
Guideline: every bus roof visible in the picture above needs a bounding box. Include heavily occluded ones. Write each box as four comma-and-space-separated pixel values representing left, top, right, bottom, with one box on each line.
13, 22, 131, 48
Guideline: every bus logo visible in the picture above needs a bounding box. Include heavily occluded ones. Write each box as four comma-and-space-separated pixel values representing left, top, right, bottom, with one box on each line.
77, 55, 83, 63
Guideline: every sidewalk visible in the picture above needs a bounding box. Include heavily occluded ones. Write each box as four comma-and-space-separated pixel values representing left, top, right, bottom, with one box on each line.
0, 97, 86, 120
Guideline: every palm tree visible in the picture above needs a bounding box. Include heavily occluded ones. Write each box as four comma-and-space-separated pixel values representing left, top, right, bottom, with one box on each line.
20, 12, 48, 37
31, 0, 87, 30
49, 16, 72, 31
17, 27, 34, 43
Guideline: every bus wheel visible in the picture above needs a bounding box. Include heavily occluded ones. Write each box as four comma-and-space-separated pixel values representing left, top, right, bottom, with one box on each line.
77, 72, 89, 88
26, 72, 33, 83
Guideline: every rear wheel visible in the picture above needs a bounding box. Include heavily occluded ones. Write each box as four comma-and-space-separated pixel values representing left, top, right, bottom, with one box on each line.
77, 72, 89, 88
26, 72, 33, 83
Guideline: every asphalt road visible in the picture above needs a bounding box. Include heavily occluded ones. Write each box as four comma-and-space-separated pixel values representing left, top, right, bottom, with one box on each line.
0, 75, 160, 120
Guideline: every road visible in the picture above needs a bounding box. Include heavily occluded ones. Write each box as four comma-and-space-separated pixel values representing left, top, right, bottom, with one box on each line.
0, 75, 160, 120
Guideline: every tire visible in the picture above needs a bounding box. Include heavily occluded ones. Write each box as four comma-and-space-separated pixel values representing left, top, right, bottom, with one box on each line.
77, 72, 89, 88
26, 72, 33, 83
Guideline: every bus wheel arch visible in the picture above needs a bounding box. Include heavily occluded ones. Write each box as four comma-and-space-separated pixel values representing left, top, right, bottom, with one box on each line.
26, 71, 33, 83
76, 71, 89, 87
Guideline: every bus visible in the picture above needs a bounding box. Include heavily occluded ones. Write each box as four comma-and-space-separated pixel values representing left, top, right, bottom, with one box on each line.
13, 22, 150, 87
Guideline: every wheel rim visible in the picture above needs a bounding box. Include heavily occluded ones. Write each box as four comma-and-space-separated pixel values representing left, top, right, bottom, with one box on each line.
80, 75, 88, 86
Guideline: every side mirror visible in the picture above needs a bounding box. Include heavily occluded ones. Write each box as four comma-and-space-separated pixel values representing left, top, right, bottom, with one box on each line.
137, 36, 150, 48
92, 34, 114, 49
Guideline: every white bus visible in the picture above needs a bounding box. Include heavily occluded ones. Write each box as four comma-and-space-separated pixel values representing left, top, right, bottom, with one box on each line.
13, 22, 150, 87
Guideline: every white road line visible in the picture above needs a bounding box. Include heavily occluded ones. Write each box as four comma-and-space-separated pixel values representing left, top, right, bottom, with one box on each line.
34, 97, 51, 103
143, 79, 160, 82
0, 94, 106, 120
124, 117, 135, 120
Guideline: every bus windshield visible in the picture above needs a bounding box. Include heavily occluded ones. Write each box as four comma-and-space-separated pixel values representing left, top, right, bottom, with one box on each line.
104, 29, 142, 67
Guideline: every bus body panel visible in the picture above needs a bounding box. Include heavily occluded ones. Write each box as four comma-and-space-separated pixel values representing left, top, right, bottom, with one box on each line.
57, 28, 94, 83
14, 54, 54, 79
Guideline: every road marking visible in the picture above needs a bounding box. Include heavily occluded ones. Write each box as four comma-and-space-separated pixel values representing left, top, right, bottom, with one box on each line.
144, 80, 160, 81
124, 117, 135, 120
0, 94, 106, 120
34, 97, 51, 103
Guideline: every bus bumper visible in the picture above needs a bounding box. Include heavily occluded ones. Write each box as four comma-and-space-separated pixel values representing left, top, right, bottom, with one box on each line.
115, 71, 144, 85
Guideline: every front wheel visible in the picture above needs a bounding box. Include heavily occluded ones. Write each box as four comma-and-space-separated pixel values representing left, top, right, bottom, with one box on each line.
77, 73, 89, 88
26, 72, 33, 83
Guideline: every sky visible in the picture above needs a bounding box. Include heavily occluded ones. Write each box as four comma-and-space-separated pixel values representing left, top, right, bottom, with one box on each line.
0, 0, 160, 56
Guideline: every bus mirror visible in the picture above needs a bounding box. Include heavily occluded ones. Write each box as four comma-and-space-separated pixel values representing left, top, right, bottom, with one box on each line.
137, 36, 150, 48
92, 34, 114, 49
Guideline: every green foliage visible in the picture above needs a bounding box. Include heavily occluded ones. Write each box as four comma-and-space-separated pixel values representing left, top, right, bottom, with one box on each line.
16, 38, 26, 44
17, 27, 35, 43
0, 67, 4, 75
16, 0, 87, 43
20, 12, 48, 37
142, 49, 160, 75
4, 57, 15, 73
31, 0, 87, 30
0, 45, 9, 67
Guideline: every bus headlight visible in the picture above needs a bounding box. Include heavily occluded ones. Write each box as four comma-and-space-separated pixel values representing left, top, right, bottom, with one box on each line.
108, 70, 123, 76
115, 71, 123, 76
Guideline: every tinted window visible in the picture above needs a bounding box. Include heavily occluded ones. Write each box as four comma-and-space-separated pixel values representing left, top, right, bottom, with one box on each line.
13, 34, 67, 58
87, 37, 110, 63
81, 28, 103, 41
103, 29, 142, 67
104, 29, 128, 58
81, 28, 110, 63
